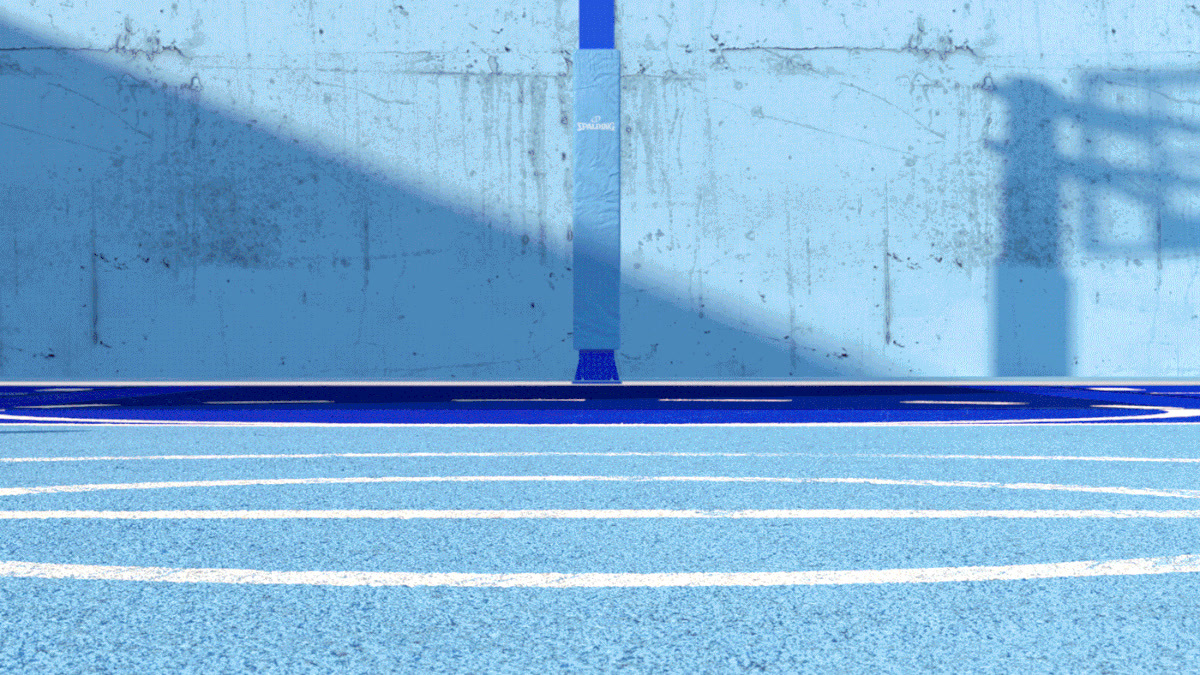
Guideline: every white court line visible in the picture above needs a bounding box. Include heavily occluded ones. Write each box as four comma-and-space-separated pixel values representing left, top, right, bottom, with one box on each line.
452, 399, 587, 402
2, 508, 1200, 520
2, 404, 1198, 426
14, 404, 120, 409
0, 452, 795, 463
2, 476, 1199, 499
834, 453, 1200, 463
203, 401, 335, 405
4, 451, 1200, 463
2, 555, 1199, 586
902, 400, 1026, 405
658, 399, 793, 402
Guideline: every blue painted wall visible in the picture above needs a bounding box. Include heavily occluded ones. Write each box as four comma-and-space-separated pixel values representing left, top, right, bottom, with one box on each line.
1, 1, 1199, 381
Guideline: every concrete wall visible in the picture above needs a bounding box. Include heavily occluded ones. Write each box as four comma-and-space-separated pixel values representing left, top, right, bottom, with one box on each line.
1, 0, 1198, 381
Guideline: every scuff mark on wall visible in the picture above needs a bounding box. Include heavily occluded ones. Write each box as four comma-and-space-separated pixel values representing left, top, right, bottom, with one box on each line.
149, 173, 285, 269
700, 43, 981, 62
90, 180, 99, 347
110, 16, 188, 61
785, 195, 797, 374
361, 200, 370, 291
883, 182, 892, 346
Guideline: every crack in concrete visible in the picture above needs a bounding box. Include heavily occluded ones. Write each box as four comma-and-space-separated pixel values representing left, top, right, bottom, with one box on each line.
689, 44, 981, 61
713, 96, 911, 156
1093, 79, 1200, 108
0, 121, 122, 155
108, 43, 187, 62
384, 347, 556, 374
307, 78, 415, 105
838, 80, 947, 140
45, 82, 152, 139
0, 44, 186, 62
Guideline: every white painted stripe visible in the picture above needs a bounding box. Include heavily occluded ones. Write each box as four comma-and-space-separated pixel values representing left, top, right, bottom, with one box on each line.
451, 399, 587, 402
2, 476, 1198, 499
840, 453, 1200, 463
3, 451, 1199, 464
33, 388, 94, 392
902, 400, 1026, 405
800, 477, 1200, 499
0, 452, 791, 463
1089, 387, 1144, 391
14, 404, 120, 409
658, 399, 793, 402
204, 401, 334, 405
0, 452, 784, 462
2, 403, 1198, 426
2, 556, 1200, 586
2, 509, 1200, 520
3, 451, 1200, 463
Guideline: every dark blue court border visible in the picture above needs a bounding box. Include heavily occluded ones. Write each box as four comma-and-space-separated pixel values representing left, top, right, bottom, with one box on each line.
0, 384, 1197, 424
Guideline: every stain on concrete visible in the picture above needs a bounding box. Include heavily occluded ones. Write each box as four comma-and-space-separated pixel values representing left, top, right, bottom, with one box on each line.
149, 175, 284, 269
361, 201, 370, 291
110, 15, 187, 61
883, 182, 892, 346
90, 181, 99, 347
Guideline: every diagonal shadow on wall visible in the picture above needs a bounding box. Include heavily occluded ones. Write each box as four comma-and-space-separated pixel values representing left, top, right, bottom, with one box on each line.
989, 72, 1200, 376
0, 20, 860, 381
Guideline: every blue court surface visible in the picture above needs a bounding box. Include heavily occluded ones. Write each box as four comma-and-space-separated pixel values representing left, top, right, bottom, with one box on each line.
2, 382, 1200, 672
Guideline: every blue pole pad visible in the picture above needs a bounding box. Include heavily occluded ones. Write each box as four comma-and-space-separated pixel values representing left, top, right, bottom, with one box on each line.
578, 0, 615, 49
573, 49, 620, 351
574, 349, 620, 383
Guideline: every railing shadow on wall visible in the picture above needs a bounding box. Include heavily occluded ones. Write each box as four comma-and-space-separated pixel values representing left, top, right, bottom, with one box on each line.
0, 19, 854, 381
988, 71, 1200, 376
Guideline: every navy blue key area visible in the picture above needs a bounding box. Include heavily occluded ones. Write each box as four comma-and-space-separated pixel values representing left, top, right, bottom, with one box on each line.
1, 384, 1199, 424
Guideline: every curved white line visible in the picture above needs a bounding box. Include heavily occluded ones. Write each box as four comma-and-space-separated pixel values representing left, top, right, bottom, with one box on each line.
0, 452, 781, 463
929, 404, 1200, 424
1, 556, 1198, 586
2, 404, 1199, 426
2, 509, 1200, 520
2, 476, 1199, 499
839, 453, 1200, 463
3, 451, 1200, 463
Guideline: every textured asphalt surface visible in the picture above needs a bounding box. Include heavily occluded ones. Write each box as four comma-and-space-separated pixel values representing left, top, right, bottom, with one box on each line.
1, 385, 1199, 672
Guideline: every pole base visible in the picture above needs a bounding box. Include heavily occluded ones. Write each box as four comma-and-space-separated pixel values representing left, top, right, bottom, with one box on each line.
574, 350, 621, 383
